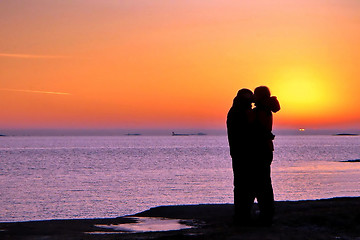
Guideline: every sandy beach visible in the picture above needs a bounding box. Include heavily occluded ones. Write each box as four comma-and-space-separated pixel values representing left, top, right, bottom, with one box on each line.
1, 197, 360, 239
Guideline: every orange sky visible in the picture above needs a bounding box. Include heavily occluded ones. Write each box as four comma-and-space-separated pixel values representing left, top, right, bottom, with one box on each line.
1, 0, 360, 130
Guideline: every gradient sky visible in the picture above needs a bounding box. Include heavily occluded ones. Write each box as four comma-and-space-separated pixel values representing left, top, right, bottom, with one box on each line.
1, 0, 360, 130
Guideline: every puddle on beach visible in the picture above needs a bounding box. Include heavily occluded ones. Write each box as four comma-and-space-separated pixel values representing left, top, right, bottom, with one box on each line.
92, 217, 194, 234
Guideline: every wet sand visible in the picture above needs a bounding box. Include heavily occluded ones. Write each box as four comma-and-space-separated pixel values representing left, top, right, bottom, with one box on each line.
1, 197, 360, 239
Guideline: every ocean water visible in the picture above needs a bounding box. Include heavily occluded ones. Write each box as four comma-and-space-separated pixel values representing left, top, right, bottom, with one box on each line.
0, 135, 359, 222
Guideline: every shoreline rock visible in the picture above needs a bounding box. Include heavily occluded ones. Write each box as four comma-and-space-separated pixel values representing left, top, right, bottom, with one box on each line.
1, 197, 360, 239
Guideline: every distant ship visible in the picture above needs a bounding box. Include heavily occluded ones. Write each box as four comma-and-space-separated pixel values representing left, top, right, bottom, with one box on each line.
334, 133, 359, 136
124, 133, 141, 136
196, 132, 207, 135
172, 132, 206, 136
172, 132, 190, 136
340, 159, 360, 162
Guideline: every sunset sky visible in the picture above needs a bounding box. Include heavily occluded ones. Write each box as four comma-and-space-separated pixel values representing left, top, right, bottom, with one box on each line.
1, 0, 360, 131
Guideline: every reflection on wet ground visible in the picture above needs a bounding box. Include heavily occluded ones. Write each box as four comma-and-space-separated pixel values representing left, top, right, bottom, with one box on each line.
92, 217, 194, 234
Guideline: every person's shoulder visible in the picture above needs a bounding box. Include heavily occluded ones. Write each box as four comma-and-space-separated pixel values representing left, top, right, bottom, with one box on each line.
227, 107, 237, 123
227, 107, 235, 117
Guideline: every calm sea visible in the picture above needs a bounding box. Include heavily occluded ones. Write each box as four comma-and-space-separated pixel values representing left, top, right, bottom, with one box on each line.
1, 135, 360, 222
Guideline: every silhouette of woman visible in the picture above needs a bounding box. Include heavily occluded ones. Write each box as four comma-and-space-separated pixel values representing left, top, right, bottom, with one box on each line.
252, 86, 280, 226
226, 88, 255, 224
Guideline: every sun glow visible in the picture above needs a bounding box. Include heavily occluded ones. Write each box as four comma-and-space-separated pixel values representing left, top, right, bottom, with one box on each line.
272, 67, 335, 117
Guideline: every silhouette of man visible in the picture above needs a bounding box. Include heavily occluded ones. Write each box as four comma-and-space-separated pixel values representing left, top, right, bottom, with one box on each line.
252, 86, 280, 226
226, 88, 255, 224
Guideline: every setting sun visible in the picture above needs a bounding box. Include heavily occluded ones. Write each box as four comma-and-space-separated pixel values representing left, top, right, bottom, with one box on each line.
272, 67, 335, 115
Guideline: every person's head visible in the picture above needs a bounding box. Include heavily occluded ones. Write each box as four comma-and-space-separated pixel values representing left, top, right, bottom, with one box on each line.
254, 86, 271, 106
233, 88, 253, 108
254, 86, 280, 112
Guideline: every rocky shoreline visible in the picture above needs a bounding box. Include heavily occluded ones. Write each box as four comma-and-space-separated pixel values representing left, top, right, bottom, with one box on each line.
1, 197, 360, 239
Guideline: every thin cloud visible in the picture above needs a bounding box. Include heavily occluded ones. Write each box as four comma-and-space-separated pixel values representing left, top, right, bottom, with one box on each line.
0, 53, 71, 59
0, 88, 71, 95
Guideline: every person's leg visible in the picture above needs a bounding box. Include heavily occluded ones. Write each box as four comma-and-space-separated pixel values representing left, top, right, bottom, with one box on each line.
234, 184, 254, 225
256, 174, 274, 225
256, 153, 274, 225
233, 168, 254, 225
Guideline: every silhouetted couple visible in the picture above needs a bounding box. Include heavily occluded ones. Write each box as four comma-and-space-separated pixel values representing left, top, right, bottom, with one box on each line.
227, 86, 280, 226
